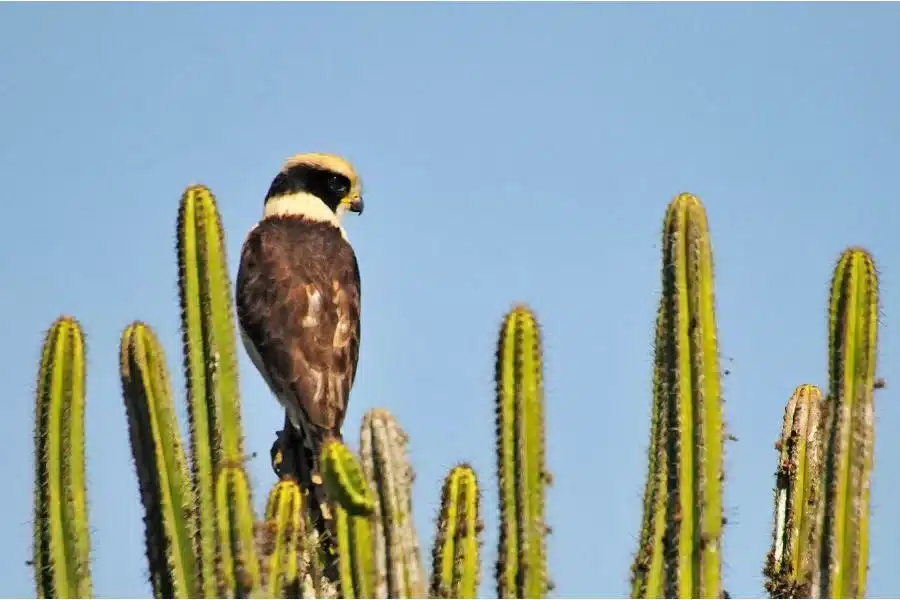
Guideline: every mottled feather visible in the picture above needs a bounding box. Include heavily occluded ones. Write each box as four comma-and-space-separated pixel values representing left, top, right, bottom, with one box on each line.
235, 216, 361, 443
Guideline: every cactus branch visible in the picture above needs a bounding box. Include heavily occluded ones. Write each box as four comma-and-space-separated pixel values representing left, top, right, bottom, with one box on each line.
120, 322, 198, 599
430, 463, 482, 599
33, 316, 92, 599
819, 247, 880, 598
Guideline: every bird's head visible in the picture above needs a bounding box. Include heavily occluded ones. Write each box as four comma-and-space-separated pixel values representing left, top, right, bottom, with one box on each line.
263, 152, 364, 225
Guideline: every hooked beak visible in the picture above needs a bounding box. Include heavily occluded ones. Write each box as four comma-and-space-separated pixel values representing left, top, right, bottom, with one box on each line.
345, 193, 364, 215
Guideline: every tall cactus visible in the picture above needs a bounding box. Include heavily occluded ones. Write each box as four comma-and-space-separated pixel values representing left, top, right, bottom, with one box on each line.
630, 193, 725, 599
177, 183, 249, 596
430, 463, 482, 599
120, 323, 198, 598
359, 408, 426, 598
818, 247, 880, 598
763, 384, 825, 598
495, 304, 550, 599
33, 316, 92, 599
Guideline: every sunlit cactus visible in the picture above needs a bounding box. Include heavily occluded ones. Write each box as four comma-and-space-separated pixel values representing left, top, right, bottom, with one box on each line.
257, 478, 307, 598
360, 408, 426, 598
216, 465, 261, 596
495, 304, 550, 599
321, 440, 377, 599
630, 193, 725, 599
177, 183, 247, 596
120, 322, 198, 598
430, 463, 482, 599
33, 316, 92, 599
817, 247, 880, 598
763, 384, 825, 598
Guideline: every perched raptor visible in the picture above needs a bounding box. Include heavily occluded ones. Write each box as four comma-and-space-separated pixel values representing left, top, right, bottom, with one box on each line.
235, 152, 364, 543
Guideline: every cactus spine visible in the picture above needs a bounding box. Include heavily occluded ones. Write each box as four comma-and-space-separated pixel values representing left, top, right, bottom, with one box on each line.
631, 193, 725, 599
818, 247, 880, 598
764, 384, 825, 598
430, 464, 482, 599
33, 316, 92, 599
321, 440, 377, 598
120, 323, 198, 598
360, 408, 426, 598
495, 304, 549, 599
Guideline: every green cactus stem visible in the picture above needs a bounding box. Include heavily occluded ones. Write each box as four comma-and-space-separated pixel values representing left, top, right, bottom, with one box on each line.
430, 463, 482, 599
33, 316, 92, 599
630, 193, 725, 599
763, 384, 825, 599
495, 304, 549, 599
360, 408, 426, 598
321, 440, 376, 598
120, 322, 198, 599
259, 478, 304, 598
177, 183, 246, 596
818, 247, 880, 598
216, 465, 261, 597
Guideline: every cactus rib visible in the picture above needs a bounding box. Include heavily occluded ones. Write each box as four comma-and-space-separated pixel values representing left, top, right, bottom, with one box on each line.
495, 304, 549, 599
216, 465, 261, 597
631, 193, 725, 598
819, 247, 880, 598
33, 316, 92, 599
360, 408, 426, 598
430, 463, 482, 599
120, 322, 198, 598
177, 184, 246, 596
763, 384, 825, 599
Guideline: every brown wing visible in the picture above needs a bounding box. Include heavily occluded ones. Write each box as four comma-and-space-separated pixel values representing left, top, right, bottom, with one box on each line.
236, 217, 361, 435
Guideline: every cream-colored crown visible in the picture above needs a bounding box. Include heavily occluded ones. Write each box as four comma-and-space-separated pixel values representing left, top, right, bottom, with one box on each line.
282, 152, 361, 189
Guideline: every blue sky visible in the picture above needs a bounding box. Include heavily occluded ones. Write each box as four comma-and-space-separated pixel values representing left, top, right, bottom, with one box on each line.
2, 3, 898, 597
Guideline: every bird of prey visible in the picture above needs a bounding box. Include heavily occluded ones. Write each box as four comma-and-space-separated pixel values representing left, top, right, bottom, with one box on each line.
235, 152, 364, 539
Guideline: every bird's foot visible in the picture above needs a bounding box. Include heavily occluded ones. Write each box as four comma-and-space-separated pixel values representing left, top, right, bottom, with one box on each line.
270, 429, 285, 477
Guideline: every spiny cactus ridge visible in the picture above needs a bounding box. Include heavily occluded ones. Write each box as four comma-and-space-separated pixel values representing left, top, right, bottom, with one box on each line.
764, 384, 825, 598
29, 179, 889, 600
818, 247, 880, 599
33, 316, 92, 599
430, 463, 483, 599
360, 409, 427, 599
631, 193, 725, 599
495, 304, 551, 599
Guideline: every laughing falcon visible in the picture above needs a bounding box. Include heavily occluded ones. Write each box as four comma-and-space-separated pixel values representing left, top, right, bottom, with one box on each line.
236, 152, 363, 527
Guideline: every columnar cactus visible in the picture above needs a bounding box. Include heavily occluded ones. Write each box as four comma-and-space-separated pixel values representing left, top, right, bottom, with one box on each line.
120, 323, 198, 598
33, 316, 92, 599
430, 463, 482, 599
177, 184, 248, 596
494, 304, 550, 599
817, 247, 880, 598
630, 193, 725, 599
359, 409, 426, 598
320, 440, 377, 599
763, 384, 825, 598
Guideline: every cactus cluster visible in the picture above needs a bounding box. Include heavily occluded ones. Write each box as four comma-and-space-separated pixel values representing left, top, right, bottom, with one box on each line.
30, 181, 550, 599
28, 181, 885, 598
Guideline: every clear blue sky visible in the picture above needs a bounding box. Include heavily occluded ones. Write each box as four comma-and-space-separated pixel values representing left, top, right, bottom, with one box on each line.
2, 3, 898, 598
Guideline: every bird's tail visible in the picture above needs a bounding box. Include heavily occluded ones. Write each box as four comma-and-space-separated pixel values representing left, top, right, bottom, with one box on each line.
274, 415, 340, 580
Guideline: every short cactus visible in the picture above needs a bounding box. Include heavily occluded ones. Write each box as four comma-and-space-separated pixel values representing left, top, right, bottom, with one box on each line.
818, 247, 880, 598
258, 478, 306, 598
360, 408, 426, 598
321, 439, 377, 599
33, 316, 92, 599
630, 193, 725, 599
430, 463, 482, 599
763, 384, 825, 598
495, 304, 550, 599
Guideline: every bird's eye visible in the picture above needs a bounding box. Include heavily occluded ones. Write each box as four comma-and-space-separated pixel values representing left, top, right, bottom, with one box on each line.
328, 174, 348, 194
